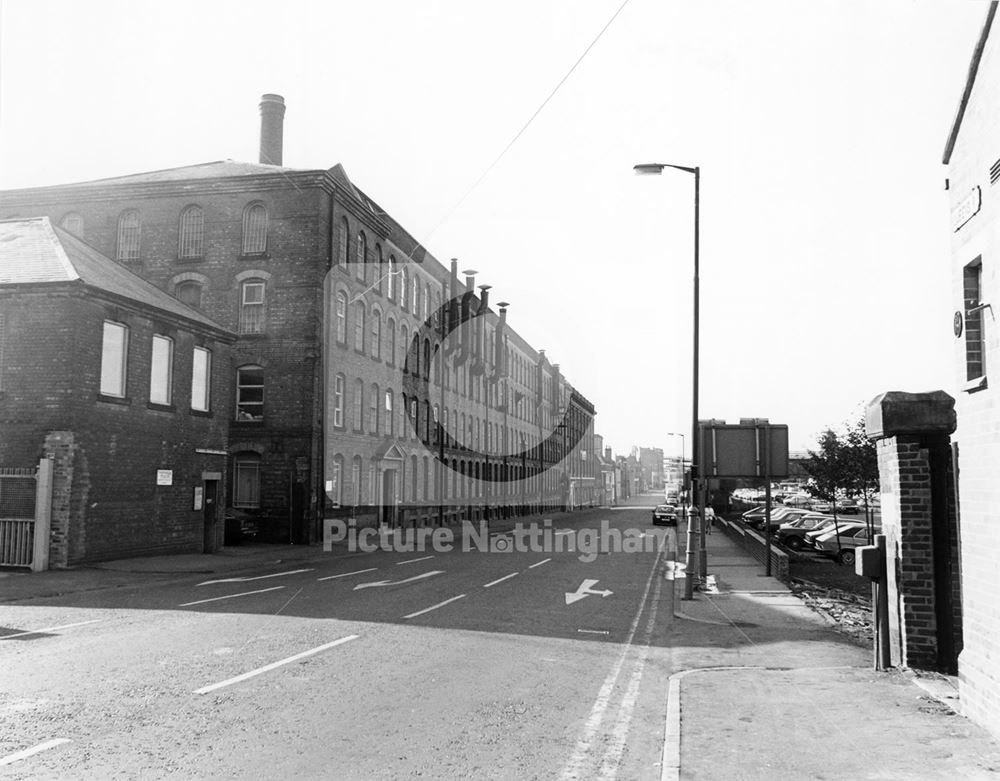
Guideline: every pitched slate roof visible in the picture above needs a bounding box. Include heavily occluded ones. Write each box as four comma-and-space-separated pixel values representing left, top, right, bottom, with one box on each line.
0, 217, 232, 336
56, 159, 310, 187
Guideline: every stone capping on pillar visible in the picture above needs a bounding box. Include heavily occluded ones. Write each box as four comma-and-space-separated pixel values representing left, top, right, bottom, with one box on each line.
865, 391, 956, 442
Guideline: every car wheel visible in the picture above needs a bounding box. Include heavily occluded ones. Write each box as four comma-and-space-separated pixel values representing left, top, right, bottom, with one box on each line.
838, 549, 856, 566
784, 537, 803, 551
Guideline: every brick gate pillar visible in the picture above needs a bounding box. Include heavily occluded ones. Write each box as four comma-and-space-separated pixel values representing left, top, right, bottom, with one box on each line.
865, 391, 961, 672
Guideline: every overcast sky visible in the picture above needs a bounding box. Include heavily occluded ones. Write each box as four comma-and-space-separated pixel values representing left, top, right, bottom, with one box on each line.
0, 0, 989, 456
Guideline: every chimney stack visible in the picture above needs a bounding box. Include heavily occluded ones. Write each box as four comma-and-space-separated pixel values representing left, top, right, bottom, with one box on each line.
259, 94, 286, 166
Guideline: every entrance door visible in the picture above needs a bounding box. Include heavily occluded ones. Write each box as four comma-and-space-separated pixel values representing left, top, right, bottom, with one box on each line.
203, 480, 219, 553
381, 469, 397, 528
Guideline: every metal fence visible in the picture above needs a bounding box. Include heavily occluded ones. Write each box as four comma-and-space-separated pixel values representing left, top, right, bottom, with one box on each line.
0, 467, 38, 567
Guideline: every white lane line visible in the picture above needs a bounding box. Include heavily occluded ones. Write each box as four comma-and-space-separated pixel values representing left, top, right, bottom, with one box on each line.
197, 569, 314, 586
179, 586, 285, 607
317, 567, 378, 581
528, 558, 551, 569
193, 635, 360, 694
599, 566, 665, 779
396, 555, 435, 566
0, 619, 101, 641
560, 540, 667, 780
577, 629, 610, 636
0, 738, 72, 767
403, 594, 466, 619
483, 572, 519, 588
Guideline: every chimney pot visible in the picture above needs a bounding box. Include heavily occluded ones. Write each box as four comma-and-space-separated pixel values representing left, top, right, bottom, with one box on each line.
259, 94, 286, 166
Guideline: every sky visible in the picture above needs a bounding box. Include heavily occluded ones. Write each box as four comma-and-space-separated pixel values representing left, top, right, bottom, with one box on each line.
0, 0, 990, 457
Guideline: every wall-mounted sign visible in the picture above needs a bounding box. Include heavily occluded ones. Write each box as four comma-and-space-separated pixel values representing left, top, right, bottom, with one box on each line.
193, 486, 204, 510
156, 469, 173, 486
954, 311, 964, 338
952, 186, 981, 232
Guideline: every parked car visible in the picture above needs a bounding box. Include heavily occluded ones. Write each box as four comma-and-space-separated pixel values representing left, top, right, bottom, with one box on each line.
837, 500, 861, 515
742, 505, 795, 529
775, 515, 836, 550
652, 504, 679, 526
757, 508, 825, 534
812, 523, 880, 565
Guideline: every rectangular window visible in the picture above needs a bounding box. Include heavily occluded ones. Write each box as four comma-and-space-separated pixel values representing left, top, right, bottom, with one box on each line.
191, 347, 211, 411
234, 459, 261, 508
150, 335, 173, 405
240, 281, 266, 334
333, 375, 345, 427
965, 259, 987, 386
100, 321, 129, 397
236, 366, 264, 421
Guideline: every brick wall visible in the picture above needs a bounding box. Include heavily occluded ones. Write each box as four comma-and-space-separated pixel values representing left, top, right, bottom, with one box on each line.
0, 288, 232, 565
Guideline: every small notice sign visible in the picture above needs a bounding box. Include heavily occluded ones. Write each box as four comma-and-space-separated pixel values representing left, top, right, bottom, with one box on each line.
156, 469, 173, 486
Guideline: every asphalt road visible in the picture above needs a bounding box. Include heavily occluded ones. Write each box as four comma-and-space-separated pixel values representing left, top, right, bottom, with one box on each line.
1, 496, 693, 780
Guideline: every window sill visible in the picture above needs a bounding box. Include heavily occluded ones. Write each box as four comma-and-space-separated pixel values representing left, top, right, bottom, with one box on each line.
97, 393, 131, 406
239, 253, 270, 261
232, 418, 265, 426
146, 402, 176, 413
190, 409, 214, 418
963, 375, 988, 393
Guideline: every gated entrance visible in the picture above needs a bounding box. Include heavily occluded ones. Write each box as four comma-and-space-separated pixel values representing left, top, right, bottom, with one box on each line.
0, 458, 54, 571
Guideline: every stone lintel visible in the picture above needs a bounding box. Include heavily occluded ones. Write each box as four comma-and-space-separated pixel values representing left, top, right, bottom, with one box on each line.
865, 391, 956, 441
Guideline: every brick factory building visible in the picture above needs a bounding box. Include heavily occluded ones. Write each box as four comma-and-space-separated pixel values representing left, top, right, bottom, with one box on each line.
0, 217, 234, 566
0, 95, 597, 553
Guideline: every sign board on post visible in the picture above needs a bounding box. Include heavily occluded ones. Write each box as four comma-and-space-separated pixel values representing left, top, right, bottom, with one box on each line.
698, 422, 789, 478
156, 469, 173, 486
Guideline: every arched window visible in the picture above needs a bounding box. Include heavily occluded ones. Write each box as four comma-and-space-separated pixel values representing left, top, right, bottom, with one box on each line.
352, 456, 363, 506
377, 245, 385, 296
178, 205, 204, 258
335, 291, 348, 344
371, 307, 381, 360
333, 373, 345, 428
233, 452, 262, 508
400, 267, 409, 312
116, 209, 141, 261
242, 203, 267, 255
411, 277, 419, 316
236, 365, 264, 421
353, 301, 365, 352
385, 389, 394, 436
400, 324, 409, 372
60, 212, 84, 237
338, 217, 350, 266
387, 317, 396, 366
411, 455, 419, 501
353, 379, 364, 430
239, 279, 266, 334
423, 283, 431, 323
175, 280, 202, 309
370, 383, 380, 435
423, 339, 431, 380
387, 256, 397, 301
356, 231, 367, 281
329, 455, 344, 508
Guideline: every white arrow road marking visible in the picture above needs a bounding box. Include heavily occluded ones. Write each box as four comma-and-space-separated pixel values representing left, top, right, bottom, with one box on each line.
565, 579, 614, 605
179, 586, 285, 607
353, 570, 443, 591
0, 738, 72, 767
0, 619, 101, 641
197, 568, 314, 586
193, 635, 360, 694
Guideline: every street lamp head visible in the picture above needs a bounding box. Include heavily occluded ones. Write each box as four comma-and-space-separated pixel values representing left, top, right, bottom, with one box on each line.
633, 163, 666, 175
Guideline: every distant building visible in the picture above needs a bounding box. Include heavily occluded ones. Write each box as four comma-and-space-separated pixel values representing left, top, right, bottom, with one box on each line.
0, 95, 596, 552
0, 217, 234, 565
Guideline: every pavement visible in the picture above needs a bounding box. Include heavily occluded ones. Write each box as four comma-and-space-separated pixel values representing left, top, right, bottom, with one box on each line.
3, 511, 1000, 779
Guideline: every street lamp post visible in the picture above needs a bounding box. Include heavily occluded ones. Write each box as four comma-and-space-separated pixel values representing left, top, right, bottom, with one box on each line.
635, 162, 701, 599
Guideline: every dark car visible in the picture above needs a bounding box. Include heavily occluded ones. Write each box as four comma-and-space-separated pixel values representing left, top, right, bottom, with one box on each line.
652, 504, 679, 526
